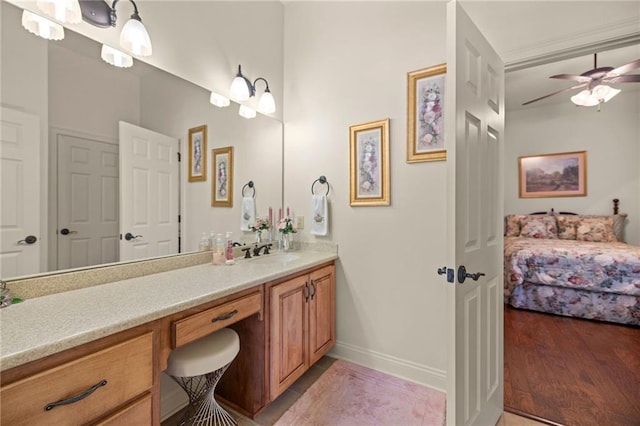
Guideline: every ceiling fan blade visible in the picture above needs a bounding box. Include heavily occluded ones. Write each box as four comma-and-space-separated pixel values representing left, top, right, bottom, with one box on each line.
605, 74, 640, 83
522, 83, 587, 106
549, 74, 592, 83
606, 58, 640, 77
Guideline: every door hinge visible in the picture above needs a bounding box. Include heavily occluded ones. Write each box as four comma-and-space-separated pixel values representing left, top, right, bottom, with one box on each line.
178, 214, 181, 223
177, 152, 181, 162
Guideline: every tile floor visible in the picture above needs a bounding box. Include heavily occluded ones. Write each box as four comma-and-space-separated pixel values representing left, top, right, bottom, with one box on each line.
162, 356, 548, 426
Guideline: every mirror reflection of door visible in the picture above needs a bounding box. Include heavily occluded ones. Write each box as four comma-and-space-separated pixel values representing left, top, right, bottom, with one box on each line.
0, 107, 41, 278
56, 134, 119, 270
119, 121, 180, 262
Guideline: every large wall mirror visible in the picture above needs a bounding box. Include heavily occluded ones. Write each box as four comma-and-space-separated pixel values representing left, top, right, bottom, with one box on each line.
1, 2, 283, 281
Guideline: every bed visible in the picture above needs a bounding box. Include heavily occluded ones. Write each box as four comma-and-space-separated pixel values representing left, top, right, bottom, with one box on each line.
504, 200, 640, 326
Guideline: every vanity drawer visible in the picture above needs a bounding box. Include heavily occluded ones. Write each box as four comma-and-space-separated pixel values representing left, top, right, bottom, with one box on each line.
173, 291, 262, 348
0, 333, 153, 426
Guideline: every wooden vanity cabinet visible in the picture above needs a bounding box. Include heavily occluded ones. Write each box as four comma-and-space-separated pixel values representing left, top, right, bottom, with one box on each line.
269, 264, 335, 399
0, 327, 158, 426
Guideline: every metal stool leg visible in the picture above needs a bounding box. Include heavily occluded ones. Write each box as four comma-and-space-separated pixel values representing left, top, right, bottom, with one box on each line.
170, 362, 237, 426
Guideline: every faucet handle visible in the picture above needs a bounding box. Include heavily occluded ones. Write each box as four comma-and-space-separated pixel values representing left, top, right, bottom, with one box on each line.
264, 244, 272, 255
241, 247, 252, 259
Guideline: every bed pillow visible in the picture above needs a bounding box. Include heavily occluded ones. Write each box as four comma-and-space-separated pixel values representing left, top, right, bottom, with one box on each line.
519, 215, 558, 239
504, 214, 525, 237
576, 216, 617, 242
556, 215, 581, 240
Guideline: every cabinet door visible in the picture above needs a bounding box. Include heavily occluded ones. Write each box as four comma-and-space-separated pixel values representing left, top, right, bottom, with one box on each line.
309, 265, 335, 365
270, 274, 309, 399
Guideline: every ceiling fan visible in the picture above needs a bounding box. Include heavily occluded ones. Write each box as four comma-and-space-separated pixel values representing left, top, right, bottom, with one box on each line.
522, 53, 640, 107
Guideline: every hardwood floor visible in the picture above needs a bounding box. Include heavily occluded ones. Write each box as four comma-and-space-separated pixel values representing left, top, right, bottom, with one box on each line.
504, 305, 640, 426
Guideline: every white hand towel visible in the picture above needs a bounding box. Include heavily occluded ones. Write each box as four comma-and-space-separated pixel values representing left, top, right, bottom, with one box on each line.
310, 194, 328, 236
241, 197, 256, 231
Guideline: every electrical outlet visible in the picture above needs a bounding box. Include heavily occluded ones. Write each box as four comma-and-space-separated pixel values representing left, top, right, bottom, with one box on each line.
296, 216, 304, 229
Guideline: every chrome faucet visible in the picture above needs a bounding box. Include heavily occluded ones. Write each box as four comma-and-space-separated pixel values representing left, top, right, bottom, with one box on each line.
253, 244, 272, 256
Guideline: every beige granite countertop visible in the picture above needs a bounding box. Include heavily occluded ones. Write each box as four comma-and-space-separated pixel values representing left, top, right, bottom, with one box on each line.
0, 249, 337, 371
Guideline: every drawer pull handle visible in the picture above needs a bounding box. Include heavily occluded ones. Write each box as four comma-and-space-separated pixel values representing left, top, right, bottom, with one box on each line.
44, 379, 108, 411
212, 309, 238, 323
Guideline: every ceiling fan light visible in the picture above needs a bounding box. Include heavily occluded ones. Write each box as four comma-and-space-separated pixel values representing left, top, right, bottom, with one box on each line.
571, 90, 599, 107
593, 85, 620, 103
36, 0, 82, 24
22, 10, 65, 40
120, 18, 152, 57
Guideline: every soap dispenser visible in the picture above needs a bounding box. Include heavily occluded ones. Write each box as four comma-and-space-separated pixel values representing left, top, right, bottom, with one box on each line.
213, 233, 225, 265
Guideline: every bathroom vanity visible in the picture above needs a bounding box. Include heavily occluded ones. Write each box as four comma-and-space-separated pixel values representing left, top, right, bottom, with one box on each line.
0, 249, 337, 425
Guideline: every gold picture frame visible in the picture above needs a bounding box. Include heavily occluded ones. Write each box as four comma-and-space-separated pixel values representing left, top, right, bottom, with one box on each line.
188, 125, 207, 182
212, 146, 234, 207
349, 118, 390, 206
518, 151, 587, 198
407, 64, 447, 163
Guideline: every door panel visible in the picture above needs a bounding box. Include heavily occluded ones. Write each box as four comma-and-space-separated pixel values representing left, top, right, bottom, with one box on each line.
0, 108, 41, 278
446, 3, 504, 426
309, 265, 335, 365
119, 122, 179, 261
57, 135, 119, 270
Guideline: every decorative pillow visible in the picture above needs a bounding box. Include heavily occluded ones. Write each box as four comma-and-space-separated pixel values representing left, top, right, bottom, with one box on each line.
576, 217, 617, 242
556, 215, 581, 240
519, 215, 558, 239
504, 215, 525, 237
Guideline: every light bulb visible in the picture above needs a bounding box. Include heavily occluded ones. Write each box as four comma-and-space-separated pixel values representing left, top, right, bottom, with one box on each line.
120, 18, 152, 57
22, 10, 64, 40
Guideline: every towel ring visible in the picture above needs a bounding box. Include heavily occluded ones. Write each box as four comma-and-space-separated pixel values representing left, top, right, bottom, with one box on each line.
242, 181, 255, 198
311, 176, 330, 196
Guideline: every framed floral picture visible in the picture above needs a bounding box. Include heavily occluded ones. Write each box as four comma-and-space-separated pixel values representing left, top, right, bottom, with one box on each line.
519, 151, 587, 198
407, 64, 447, 163
212, 146, 234, 207
349, 118, 390, 206
188, 125, 207, 181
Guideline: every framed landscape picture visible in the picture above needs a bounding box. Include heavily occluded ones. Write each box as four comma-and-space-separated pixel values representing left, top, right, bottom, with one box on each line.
519, 151, 587, 198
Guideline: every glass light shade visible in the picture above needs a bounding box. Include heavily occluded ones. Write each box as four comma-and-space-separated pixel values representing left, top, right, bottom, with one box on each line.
238, 105, 257, 119
210, 92, 231, 107
571, 90, 600, 107
230, 76, 251, 102
22, 10, 64, 40
571, 85, 621, 107
120, 18, 152, 57
592, 85, 620, 103
36, 0, 81, 24
101, 45, 133, 68
258, 91, 276, 114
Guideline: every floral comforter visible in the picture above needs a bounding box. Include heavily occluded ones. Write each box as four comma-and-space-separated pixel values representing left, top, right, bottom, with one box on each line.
504, 237, 640, 325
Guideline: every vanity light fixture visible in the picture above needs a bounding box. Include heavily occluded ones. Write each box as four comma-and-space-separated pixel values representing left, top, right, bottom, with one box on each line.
238, 105, 257, 119
21, 10, 65, 40
36, 0, 82, 24
210, 92, 231, 108
229, 65, 276, 114
101, 45, 133, 68
79, 0, 152, 57
570, 84, 621, 110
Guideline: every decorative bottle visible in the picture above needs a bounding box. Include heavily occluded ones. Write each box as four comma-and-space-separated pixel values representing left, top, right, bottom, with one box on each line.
225, 232, 235, 265
213, 233, 225, 265
199, 232, 210, 251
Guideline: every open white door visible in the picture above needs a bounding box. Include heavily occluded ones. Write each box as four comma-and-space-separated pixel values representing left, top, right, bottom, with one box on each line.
57, 134, 119, 270
119, 121, 179, 261
445, 2, 504, 426
0, 107, 41, 278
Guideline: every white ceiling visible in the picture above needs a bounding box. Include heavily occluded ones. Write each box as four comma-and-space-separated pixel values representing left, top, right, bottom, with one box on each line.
463, 1, 640, 110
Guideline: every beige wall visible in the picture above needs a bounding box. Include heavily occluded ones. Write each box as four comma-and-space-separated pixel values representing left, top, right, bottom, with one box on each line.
283, 2, 449, 390
505, 90, 640, 245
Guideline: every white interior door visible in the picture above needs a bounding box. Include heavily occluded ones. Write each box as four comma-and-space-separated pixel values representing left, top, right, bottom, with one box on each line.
445, 2, 504, 425
57, 134, 119, 270
0, 107, 41, 278
119, 121, 179, 261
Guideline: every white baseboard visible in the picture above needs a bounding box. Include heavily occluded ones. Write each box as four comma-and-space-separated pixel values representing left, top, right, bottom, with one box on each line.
160, 373, 189, 422
329, 340, 447, 393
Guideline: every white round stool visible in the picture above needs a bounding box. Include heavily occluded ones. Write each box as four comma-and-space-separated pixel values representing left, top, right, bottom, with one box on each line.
166, 328, 240, 426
